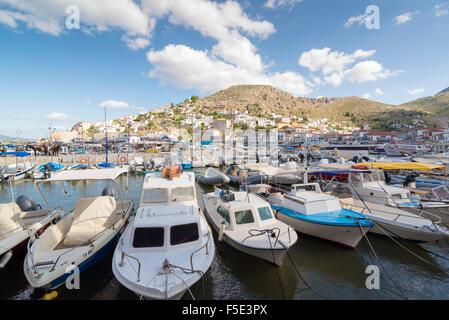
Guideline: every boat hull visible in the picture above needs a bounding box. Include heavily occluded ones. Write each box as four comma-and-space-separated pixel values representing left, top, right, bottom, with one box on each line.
274, 209, 369, 249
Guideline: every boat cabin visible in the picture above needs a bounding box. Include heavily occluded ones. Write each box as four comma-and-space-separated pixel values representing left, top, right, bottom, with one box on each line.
273, 183, 342, 215
129, 171, 202, 253
209, 190, 277, 232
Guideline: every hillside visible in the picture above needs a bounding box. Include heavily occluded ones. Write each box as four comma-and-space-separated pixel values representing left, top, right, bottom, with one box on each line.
196, 85, 430, 129
401, 87, 449, 122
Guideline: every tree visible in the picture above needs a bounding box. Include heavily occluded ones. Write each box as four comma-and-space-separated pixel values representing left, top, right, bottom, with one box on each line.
87, 125, 99, 138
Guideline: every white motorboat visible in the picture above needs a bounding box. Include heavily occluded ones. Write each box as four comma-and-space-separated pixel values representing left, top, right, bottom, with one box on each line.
339, 198, 449, 242
0, 195, 62, 269
112, 166, 214, 300
0, 152, 35, 182
24, 167, 134, 289
203, 187, 297, 266
348, 170, 449, 222
268, 183, 374, 249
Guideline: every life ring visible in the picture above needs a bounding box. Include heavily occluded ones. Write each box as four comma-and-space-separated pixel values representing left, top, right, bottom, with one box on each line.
80, 157, 88, 165
120, 155, 127, 163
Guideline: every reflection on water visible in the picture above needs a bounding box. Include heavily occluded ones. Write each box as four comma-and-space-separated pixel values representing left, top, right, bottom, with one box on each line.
1, 172, 449, 300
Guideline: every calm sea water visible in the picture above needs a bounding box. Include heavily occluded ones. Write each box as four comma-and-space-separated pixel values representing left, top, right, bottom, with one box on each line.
1, 170, 449, 300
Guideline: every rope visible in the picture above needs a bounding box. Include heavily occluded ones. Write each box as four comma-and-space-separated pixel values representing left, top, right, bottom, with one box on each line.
278, 241, 325, 299
266, 231, 285, 299
373, 222, 449, 269
355, 219, 410, 300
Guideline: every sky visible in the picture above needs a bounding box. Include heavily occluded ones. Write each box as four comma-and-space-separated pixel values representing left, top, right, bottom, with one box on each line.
0, 0, 448, 139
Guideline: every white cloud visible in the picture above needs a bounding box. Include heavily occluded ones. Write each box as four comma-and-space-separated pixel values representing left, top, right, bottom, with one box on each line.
84, 99, 92, 105
374, 88, 384, 96
98, 100, 146, 111
362, 93, 371, 99
45, 112, 68, 120
264, 0, 303, 9
147, 44, 313, 96
393, 11, 420, 25
344, 13, 369, 28
435, 3, 449, 17
0, 0, 154, 48
298, 47, 400, 87
298, 47, 376, 75
99, 100, 130, 108
407, 88, 425, 95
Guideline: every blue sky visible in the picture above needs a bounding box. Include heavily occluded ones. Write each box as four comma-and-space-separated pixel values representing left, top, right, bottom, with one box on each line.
0, 0, 448, 139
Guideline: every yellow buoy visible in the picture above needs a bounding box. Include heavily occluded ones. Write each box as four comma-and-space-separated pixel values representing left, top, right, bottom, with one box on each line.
42, 291, 58, 300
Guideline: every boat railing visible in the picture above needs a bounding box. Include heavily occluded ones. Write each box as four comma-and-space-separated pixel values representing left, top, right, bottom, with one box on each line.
189, 228, 211, 271
37, 202, 132, 273
119, 237, 141, 282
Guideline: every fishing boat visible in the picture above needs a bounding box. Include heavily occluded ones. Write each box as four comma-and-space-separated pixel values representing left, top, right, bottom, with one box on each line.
268, 183, 374, 248
0, 195, 62, 269
112, 166, 214, 300
0, 152, 35, 182
339, 198, 449, 242
33, 162, 66, 180
24, 167, 134, 289
203, 187, 297, 266
196, 167, 230, 186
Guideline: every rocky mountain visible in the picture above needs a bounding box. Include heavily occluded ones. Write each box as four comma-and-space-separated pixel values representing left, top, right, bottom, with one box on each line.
401, 87, 449, 121
196, 85, 425, 129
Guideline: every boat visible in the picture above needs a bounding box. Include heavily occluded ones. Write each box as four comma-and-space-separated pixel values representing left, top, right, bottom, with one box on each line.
240, 163, 301, 186
24, 167, 134, 289
96, 162, 120, 168
268, 183, 374, 248
0, 195, 62, 269
347, 169, 449, 223
33, 162, 66, 180
226, 165, 266, 186
67, 164, 93, 171
196, 167, 230, 186
0, 152, 35, 182
203, 187, 297, 266
339, 198, 449, 242
112, 167, 214, 300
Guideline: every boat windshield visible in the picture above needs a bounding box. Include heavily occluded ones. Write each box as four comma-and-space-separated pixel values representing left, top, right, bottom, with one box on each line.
142, 188, 169, 203
234, 209, 255, 225
170, 223, 199, 245
257, 206, 273, 221
132, 227, 164, 248
171, 187, 195, 202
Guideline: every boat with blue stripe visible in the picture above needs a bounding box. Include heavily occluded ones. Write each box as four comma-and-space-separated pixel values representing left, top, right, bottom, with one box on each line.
24, 167, 134, 290
254, 183, 374, 248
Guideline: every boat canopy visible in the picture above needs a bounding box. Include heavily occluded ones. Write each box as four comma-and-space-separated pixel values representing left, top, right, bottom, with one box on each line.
0, 152, 30, 157
356, 162, 445, 172
37, 167, 128, 183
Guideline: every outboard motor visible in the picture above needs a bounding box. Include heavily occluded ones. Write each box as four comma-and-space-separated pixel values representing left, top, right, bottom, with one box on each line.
43, 164, 52, 180
384, 171, 392, 184
362, 156, 370, 162
102, 187, 115, 197
403, 173, 418, 188
16, 195, 42, 212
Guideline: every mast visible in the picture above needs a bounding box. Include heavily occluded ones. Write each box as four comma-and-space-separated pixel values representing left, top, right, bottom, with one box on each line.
105, 105, 108, 165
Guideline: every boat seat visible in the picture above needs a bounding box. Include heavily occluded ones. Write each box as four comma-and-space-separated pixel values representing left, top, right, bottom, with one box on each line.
0, 202, 22, 239
63, 196, 117, 247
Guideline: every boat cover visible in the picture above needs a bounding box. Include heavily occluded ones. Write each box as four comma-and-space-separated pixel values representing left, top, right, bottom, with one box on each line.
0, 202, 21, 238
356, 162, 445, 171
63, 196, 116, 246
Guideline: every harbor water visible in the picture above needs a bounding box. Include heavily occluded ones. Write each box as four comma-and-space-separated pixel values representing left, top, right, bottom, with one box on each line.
1, 169, 449, 300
